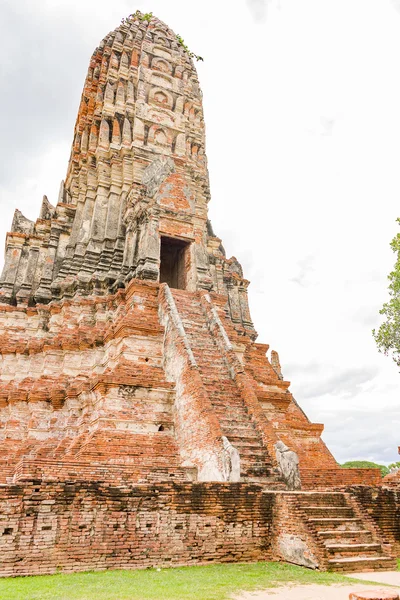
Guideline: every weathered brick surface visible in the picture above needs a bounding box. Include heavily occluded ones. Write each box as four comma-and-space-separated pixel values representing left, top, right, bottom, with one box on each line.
0, 10, 394, 577
0, 482, 274, 577
347, 487, 400, 555
293, 492, 396, 572
301, 469, 382, 489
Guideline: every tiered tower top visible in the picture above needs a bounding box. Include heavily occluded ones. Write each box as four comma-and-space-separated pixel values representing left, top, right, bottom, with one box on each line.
0, 13, 253, 336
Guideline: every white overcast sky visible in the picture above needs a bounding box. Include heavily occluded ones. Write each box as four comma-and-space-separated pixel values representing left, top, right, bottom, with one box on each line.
1, 0, 400, 465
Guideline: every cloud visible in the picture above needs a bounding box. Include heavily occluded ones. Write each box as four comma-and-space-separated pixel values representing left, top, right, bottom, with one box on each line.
285, 362, 323, 377
290, 255, 316, 287
246, 0, 271, 22
319, 116, 336, 136
297, 366, 379, 399
319, 407, 400, 464
353, 306, 380, 328
391, 0, 400, 15
307, 116, 337, 137
0, 2, 88, 188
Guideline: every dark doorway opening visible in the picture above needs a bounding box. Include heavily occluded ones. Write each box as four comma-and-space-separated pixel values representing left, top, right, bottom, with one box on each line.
159, 237, 189, 290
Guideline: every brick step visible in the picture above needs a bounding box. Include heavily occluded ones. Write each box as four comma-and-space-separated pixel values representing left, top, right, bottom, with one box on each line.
240, 463, 272, 473
201, 373, 236, 382
217, 410, 252, 420
171, 292, 201, 300
208, 398, 246, 409
318, 530, 373, 543
183, 326, 213, 335
240, 474, 281, 484
218, 416, 253, 426
221, 432, 259, 442
221, 432, 261, 443
172, 291, 272, 478
230, 446, 266, 458
240, 460, 271, 472
226, 434, 261, 445
186, 333, 216, 341
219, 431, 263, 446
207, 386, 244, 395
303, 506, 355, 518
240, 456, 272, 468
325, 542, 383, 557
211, 399, 248, 409
178, 305, 203, 312
307, 518, 364, 531
222, 440, 265, 454
218, 425, 255, 437
201, 373, 239, 382
205, 386, 243, 396
327, 555, 396, 573
185, 331, 214, 338
219, 422, 257, 434
198, 359, 230, 367
196, 358, 230, 367
240, 464, 272, 476
196, 359, 230, 367
188, 346, 219, 354
297, 493, 349, 507
171, 293, 201, 303
198, 369, 233, 378
187, 343, 218, 352
182, 324, 211, 332
212, 410, 250, 421
240, 456, 270, 466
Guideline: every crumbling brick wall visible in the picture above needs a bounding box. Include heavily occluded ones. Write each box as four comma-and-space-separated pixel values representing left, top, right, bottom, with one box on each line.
348, 486, 400, 555
0, 481, 275, 577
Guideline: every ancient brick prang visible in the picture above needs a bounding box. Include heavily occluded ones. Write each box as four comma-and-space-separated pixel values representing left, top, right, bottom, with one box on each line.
0, 278, 338, 488
0, 13, 253, 339
0, 12, 394, 577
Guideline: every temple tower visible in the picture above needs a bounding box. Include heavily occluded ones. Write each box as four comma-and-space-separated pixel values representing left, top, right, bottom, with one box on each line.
0, 13, 253, 336
0, 13, 395, 577
0, 12, 368, 489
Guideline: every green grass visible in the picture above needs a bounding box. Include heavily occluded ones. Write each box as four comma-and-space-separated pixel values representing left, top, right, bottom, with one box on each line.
0, 561, 385, 600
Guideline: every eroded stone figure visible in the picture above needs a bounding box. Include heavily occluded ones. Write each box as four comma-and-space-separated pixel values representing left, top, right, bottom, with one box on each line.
271, 350, 283, 380
275, 440, 301, 490
221, 436, 240, 482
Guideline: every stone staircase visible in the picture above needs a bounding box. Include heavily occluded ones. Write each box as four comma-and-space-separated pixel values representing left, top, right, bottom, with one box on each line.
296, 492, 396, 572
171, 289, 275, 483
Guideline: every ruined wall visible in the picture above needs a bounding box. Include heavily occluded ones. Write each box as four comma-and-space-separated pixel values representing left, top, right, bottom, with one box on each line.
0, 481, 274, 577
301, 469, 382, 489
0, 481, 398, 577
348, 486, 400, 555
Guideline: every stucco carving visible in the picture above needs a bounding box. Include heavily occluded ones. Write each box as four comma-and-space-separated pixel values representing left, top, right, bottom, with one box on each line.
142, 157, 175, 198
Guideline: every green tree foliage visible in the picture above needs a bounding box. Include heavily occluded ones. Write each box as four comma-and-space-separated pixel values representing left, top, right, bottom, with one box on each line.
176, 35, 204, 62
388, 461, 400, 472
341, 460, 389, 477
121, 12, 204, 61
121, 11, 153, 25
373, 219, 400, 366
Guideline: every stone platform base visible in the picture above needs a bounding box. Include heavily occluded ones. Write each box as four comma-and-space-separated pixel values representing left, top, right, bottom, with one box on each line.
0, 481, 397, 577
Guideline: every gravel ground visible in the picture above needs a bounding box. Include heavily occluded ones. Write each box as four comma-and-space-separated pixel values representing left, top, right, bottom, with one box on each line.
233, 581, 400, 600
